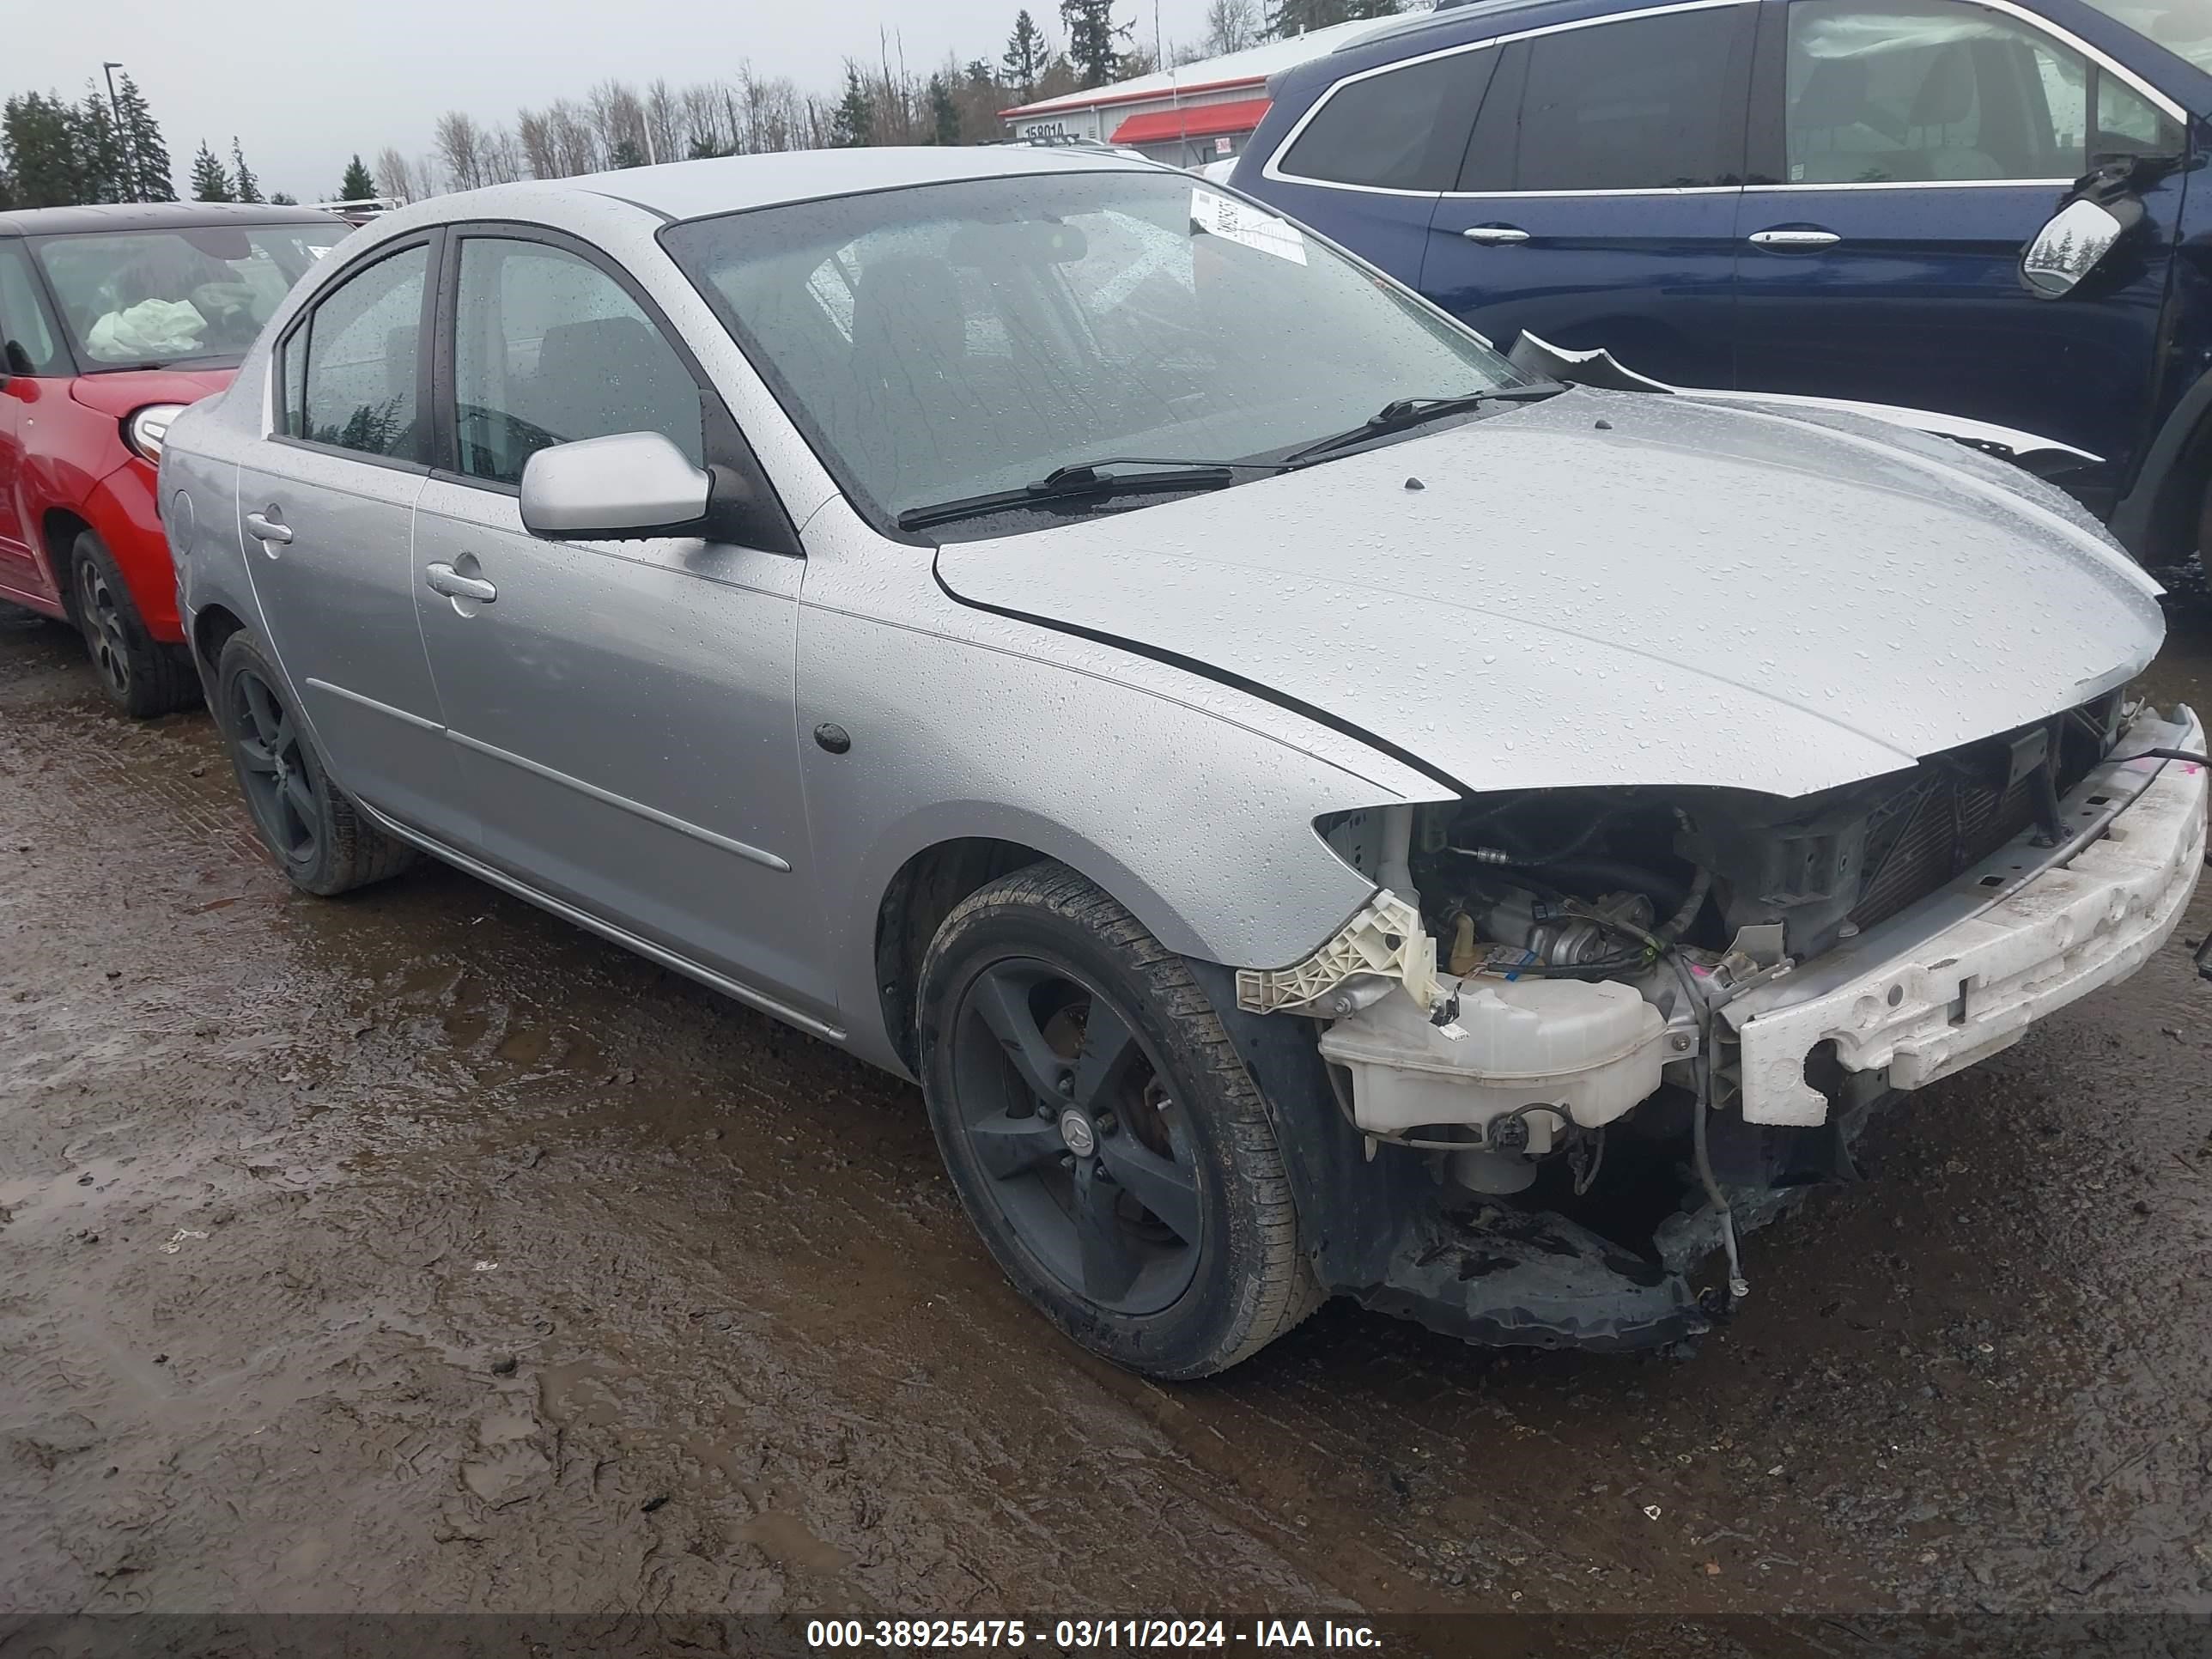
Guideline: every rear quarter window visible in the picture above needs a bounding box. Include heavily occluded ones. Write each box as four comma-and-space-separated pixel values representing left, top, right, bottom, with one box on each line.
1279, 52, 1491, 190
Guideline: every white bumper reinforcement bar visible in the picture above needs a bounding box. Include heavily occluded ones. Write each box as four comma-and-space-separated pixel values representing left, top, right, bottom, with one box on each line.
1728, 707, 2207, 1126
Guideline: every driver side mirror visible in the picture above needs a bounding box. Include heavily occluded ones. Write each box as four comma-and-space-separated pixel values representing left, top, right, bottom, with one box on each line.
519, 430, 714, 541
2020, 197, 2135, 300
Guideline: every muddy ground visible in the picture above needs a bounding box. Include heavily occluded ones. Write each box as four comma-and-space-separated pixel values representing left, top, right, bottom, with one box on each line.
2, 601, 2209, 1622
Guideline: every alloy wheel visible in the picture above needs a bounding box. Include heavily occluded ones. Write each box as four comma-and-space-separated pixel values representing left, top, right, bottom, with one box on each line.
77, 557, 131, 698
229, 669, 320, 866
948, 957, 1204, 1315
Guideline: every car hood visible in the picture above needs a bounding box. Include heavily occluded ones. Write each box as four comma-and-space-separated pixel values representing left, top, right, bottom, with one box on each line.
933, 388, 2166, 800
69, 367, 234, 418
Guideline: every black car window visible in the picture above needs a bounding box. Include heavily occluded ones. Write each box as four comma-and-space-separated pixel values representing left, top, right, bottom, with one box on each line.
1279, 51, 1492, 191
452, 237, 702, 487
1784, 0, 2097, 182
1498, 8, 1745, 190
288, 245, 428, 459
0, 240, 66, 375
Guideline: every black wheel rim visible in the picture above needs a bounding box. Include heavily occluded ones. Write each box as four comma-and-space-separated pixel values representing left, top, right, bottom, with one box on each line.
77, 557, 131, 697
948, 957, 1204, 1316
229, 669, 319, 866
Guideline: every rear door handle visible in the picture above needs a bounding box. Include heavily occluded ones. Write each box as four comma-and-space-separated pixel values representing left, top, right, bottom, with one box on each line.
423, 562, 497, 604
244, 509, 292, 544
1461, 225, 1532, 245
1747, 228, 1842, 248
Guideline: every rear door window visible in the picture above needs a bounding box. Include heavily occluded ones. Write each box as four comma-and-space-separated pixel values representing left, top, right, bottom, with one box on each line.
284, 245, 428, 460
1279, 52, 1496, 191
1470, 7, 1748, 190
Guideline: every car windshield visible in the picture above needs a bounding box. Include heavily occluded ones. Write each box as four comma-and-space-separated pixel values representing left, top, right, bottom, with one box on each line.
2076, 0, 2212, 71
33, 222, 349, 371
661, 170, 1528, 534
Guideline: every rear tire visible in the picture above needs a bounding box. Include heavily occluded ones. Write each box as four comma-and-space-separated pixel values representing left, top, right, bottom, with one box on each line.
71, 531, 198, 718
212, 630, 416, 896
917, 861, 1318, 1379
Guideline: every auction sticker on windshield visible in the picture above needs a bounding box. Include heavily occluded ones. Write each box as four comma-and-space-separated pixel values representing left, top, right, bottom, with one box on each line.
1189, 188, 1306, 265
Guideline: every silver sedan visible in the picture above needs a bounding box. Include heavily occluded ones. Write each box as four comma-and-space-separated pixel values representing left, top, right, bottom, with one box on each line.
157, 147, 2207, 1377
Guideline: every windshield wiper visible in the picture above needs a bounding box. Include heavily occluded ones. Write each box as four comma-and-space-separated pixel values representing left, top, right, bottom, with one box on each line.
1278, 382, 1566, 469
895, 456, 1280, 532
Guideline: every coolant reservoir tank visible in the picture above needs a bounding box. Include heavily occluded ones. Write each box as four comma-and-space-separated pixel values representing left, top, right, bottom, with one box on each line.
1316, 975, 1666, 1138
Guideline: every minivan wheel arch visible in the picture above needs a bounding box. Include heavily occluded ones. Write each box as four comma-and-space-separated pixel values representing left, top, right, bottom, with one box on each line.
2111, 364, 2212, 564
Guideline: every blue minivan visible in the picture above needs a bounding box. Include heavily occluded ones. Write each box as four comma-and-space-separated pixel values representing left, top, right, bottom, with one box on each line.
1232, 0, 2212, 565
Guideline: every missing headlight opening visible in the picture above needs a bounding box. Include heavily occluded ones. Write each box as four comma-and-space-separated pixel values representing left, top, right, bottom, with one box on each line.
1245, 692, 2208, 1343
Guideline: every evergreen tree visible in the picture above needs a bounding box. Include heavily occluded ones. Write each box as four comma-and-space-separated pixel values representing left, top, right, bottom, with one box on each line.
268, 190, 298, 204
339, 154, 376, 200
230, 137, 263, 203
77, 91, 127, 203
608, 135, 648, 168
2, 94, 82, 208
928, 73, 961, 145
190, 141, 234, 202
1001, 10, 1049, 100
830, 65, 875, 147
1060, 0, 1130, 88
112, 74, 174, 200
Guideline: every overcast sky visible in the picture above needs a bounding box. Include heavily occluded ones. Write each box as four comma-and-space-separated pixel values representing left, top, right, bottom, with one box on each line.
19, 0, 1218, 204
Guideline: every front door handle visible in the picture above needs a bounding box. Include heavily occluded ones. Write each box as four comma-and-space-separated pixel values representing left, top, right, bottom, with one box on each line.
244, 509, 292, 544
1747, 228, 1842, 249
1461, 225, 1532, 245
423, 562, 497, 604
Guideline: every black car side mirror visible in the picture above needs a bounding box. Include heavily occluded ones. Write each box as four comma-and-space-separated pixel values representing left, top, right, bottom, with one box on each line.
2021, 155, 2165, 300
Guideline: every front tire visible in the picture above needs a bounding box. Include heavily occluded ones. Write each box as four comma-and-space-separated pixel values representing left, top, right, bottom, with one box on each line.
213, 630, 416, 896
71, 531, 198, 718
918, 862, 1317, 1379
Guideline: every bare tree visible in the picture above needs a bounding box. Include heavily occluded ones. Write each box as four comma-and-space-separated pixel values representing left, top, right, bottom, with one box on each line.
434, 110, 487, 191
587, 80, 648, 166
1200, 0, 1261, 55
547, 99, 599, 175
373, 145, 422, 203
479, 124, 526, 185
515, 107, 559, 179
644, 78, 684, 165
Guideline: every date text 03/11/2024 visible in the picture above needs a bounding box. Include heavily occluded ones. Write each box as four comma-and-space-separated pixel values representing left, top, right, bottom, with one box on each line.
805, 1620, 1383, 1650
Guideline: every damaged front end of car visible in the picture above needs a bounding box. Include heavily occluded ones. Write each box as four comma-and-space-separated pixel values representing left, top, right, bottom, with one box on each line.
1212, 693, 2208, 1352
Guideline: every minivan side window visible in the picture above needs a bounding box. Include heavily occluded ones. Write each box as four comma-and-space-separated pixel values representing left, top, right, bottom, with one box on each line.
1490, 8, 1746, 191
284, 245, 428, 459
452, 237, 703, 487
1278, 52, 1493, 191
1783, 0, 2137, 183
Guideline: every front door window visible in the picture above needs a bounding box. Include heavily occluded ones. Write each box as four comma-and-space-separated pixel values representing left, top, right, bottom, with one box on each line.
1783, 0, 2131, 184
452, 238, 703, 487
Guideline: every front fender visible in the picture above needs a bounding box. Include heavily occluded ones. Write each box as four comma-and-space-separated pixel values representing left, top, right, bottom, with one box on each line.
793, 544, 1446, 1074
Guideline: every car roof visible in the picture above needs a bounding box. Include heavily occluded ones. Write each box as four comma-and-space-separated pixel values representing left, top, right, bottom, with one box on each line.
408, 145, 1161, 229
1336, 0, 1572, 49
0, 201, 348, 238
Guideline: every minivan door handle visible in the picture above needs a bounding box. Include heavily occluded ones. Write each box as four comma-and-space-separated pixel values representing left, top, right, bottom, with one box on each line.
423, 562, 497, 604
1461, 225, 1532, 245
1747, 228, 1842, 249
243, 509, 292, 544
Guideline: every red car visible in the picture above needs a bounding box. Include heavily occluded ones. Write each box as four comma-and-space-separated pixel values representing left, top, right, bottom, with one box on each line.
0, 203, 349, 715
